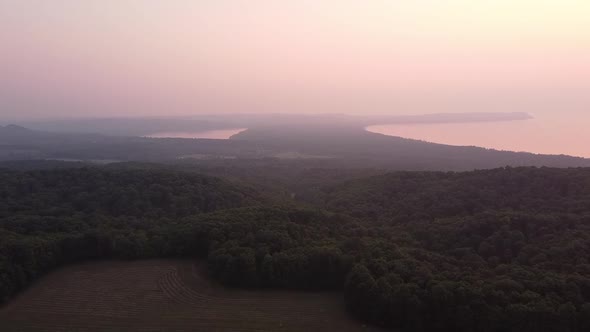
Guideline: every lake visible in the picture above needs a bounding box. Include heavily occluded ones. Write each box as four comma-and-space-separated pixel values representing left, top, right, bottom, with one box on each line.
148, 128, 247, 139
366, 113, 590, 158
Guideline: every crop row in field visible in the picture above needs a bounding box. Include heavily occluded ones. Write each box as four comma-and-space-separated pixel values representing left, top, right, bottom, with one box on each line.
0, 260, 385, 332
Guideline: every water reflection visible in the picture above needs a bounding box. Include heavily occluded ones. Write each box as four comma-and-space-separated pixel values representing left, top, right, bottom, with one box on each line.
366, 114, 589, 158
148, 128, 247, 139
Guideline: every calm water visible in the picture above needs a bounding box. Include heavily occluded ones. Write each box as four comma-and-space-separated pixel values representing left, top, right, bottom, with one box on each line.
367, 113, 590, 158
148, 128, 247, 139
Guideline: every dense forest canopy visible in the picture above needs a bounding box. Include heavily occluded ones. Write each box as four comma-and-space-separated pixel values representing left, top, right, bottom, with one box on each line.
1, 165, 590, 332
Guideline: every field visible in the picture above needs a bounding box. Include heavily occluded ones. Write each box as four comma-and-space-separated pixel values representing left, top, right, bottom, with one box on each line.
0, 260, 385, 332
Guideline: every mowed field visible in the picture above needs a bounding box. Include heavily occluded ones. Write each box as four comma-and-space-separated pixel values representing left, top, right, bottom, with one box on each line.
0, 260, 385, 332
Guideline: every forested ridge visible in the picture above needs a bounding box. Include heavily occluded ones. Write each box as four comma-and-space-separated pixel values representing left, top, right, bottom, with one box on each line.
2, 166, 590, 332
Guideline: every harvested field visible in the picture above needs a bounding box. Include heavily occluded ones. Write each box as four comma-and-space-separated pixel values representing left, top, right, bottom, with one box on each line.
0, 260, 385, 332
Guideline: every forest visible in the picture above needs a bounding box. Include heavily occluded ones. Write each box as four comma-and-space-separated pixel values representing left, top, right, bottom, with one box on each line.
1, 165, 590, 332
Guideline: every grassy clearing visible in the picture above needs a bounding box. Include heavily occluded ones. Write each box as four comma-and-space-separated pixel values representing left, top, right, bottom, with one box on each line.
0, 260, 385, 332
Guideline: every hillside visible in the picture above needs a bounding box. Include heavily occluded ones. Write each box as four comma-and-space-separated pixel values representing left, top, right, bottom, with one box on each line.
319, 167, 590, 330
2, 166, 590, 331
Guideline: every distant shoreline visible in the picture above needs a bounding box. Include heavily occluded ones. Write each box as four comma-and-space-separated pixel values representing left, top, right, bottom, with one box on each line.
365, 114, 590, 158
145, 128, 247, 140
363, 111, 533, 126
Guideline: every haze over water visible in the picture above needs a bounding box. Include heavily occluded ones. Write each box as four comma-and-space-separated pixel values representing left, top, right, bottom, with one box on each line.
367, 112, 590, 158
148, 128, 246, 140
1, 1, 588, 157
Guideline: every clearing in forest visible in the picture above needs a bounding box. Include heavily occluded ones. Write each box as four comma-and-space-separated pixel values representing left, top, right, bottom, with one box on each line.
0, 260, 385, 332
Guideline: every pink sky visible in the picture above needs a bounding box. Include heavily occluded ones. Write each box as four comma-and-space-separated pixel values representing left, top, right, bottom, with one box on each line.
1, 0, 589, 119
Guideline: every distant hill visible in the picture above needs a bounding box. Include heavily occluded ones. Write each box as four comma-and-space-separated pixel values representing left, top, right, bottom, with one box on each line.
1, 124, 30, 132
1, 124, 590, 170
0, 124, 35, 140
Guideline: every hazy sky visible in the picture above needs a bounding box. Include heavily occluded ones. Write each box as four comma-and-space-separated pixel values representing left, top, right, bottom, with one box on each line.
1, 0, 589, 119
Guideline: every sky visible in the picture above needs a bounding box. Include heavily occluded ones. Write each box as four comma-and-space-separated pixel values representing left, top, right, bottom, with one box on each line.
1, 0, 589, 119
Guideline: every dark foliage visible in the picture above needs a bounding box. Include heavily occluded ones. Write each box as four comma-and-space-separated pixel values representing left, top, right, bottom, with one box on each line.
2, 166, 590, 332
325, 167, 590, 332
0, 168, 259, 302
